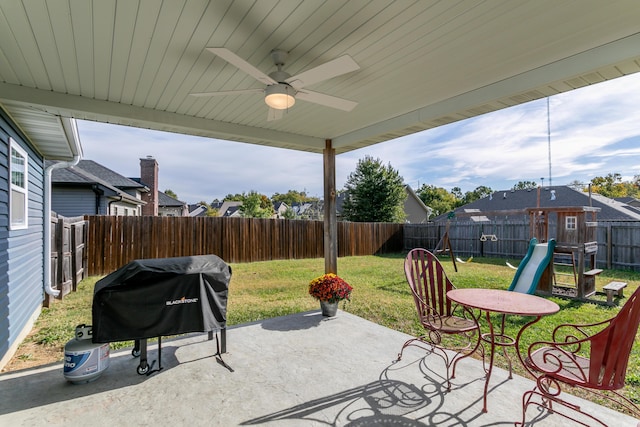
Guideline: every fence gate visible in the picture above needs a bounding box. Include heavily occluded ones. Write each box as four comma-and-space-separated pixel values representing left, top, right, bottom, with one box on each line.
46, 215, 89, 307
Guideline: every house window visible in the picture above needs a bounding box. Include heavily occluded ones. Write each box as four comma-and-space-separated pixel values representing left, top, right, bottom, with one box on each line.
10, 138, 28, 230
566, 216, 577, 230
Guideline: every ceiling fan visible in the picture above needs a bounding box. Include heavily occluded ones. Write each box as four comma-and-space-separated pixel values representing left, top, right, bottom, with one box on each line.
190, 48, 360, 120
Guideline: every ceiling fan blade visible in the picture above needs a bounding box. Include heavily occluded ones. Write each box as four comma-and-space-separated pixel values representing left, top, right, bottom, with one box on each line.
267, 108, 283, 121
206, 48, 276, 85
189, 88, 263, 97
286, 55, 359, 89
296, 90, 358, 111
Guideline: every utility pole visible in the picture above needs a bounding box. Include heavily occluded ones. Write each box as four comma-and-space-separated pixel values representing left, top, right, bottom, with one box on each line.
547, 97, 552, 186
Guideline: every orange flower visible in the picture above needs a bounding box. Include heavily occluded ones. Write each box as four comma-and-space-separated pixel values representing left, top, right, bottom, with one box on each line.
308, 273, 353, 303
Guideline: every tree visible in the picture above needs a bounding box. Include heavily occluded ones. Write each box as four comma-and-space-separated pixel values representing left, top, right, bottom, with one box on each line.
197, 201, 218, 217
590, 173, 633, 198
282, 208, 296, 219
460, 185, 493, 205
271, 190, 317, 206
511, 181, 538, 190
224, 193, 244, 201
341, 156, 406, 223
239, 191, 273, 218
451, 187, 464, 200
568, 180, 587, 191
416, 184, 494, 217
205, 207, 218, 217
164, 189, 178, 199
417, 185, 458, 217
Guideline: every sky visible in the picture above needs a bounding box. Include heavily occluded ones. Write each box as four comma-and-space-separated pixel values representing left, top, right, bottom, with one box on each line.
76, 72, 640, 204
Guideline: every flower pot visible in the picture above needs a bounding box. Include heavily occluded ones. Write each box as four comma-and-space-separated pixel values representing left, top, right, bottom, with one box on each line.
320, 300, 339, 317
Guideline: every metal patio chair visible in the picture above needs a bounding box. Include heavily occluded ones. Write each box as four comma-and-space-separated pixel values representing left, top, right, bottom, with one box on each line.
397, 249, 481, 390
517, 285, 640, 426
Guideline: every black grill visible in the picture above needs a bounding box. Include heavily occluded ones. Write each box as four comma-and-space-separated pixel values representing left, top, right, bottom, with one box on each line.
92, 255, 231, 375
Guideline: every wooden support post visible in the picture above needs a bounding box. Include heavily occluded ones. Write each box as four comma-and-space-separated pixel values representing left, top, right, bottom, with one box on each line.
323, 140, 338, 274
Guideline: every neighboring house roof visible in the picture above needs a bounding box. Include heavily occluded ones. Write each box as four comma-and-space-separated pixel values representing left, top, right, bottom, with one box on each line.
436, 186, 640, 222
158, 191, 185, 207
272, 201, 289, 219
188, 204, 208, 217
75, 160, 147, 190
222, 205, 242, 217
217, 201, 242, 217
48, 160, 144, 206
615, 197, 640, 209
291, 201, 323, 219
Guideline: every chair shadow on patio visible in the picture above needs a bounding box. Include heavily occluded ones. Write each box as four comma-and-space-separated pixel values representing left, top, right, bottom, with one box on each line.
241, 353, 513, 427
241, 379, 433, 426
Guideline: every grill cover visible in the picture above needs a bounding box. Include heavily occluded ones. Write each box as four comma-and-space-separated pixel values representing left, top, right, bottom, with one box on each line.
92, 255, 231, 343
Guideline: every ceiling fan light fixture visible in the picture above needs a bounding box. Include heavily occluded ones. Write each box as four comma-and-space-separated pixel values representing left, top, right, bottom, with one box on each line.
265, 84, 296, 110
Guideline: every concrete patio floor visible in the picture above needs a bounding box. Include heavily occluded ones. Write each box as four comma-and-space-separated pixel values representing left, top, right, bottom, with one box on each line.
0, 310, 636, 426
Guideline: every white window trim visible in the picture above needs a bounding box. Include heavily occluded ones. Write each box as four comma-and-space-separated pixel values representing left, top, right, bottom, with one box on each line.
565, 216, 577, 230
9, 138, 28, 230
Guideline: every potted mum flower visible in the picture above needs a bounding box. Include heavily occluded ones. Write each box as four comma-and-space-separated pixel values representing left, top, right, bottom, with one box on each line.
308, 273, 353, 317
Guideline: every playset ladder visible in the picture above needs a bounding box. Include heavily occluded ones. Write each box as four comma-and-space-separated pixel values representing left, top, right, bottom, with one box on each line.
553, 251, 578, 289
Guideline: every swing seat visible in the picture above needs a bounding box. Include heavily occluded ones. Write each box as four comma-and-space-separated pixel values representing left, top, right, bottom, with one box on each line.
480, 234, 498, 242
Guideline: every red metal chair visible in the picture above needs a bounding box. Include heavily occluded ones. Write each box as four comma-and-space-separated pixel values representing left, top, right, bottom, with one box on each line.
397, 249, 480, 390
517, 285, 640, 426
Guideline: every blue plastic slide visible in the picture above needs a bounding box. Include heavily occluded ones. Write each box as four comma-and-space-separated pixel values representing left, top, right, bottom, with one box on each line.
508, 238, 556, 294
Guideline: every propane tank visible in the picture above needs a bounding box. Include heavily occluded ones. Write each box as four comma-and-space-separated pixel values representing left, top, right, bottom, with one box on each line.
63, 324, 110, 384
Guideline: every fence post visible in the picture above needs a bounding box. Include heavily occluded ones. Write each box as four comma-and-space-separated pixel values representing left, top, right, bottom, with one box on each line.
71, 220, 87, 290
606, 224, 612, 270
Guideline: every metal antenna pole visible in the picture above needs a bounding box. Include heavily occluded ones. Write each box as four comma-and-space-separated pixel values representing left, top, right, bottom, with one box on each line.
547, 97, 552, 186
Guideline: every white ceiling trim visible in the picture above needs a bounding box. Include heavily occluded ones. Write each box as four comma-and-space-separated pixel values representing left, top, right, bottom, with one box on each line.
0, 82, 324, 152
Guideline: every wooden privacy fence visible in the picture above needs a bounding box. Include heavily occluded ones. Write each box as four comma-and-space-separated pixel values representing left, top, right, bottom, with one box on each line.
48, 214, 88, 305
62, 216, 640, 279
85, 216, 404, 276
404, 220, 640, 271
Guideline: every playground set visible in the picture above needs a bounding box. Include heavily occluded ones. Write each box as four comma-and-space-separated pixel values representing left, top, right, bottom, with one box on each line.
435, 205, 626, 304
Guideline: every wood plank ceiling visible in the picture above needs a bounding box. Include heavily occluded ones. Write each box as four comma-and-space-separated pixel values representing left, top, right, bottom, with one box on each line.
1, 0, 639, 158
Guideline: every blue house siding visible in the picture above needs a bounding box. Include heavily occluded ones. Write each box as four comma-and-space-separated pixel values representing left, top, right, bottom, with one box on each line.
0, 111, 45, 365
52, 187, 101, 216
0, 160, 8, 359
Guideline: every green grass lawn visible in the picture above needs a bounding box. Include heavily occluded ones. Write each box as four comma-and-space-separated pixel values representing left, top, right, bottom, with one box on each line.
15, 253, 640, 413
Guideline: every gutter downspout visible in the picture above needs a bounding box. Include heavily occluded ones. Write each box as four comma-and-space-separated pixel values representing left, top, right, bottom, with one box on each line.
108, 195, 123, 215
91, 184, 104, 214
44, 118, 83, 297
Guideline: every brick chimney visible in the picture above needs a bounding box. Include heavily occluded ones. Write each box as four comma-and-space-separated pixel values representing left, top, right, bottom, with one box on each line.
140, 156, 158, 216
